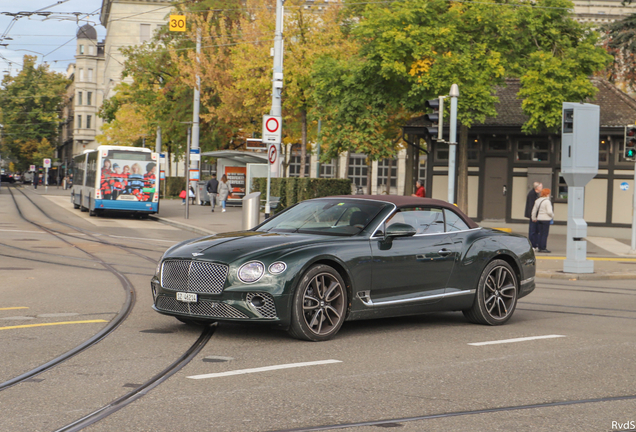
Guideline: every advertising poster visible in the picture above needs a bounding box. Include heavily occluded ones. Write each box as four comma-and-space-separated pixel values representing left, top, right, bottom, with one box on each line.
224, 166, 246, 200
100, 150, 157, 202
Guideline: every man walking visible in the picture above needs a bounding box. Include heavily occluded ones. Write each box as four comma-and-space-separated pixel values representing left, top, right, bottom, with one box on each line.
206, 173, 219, 212
525, 181, 542, 250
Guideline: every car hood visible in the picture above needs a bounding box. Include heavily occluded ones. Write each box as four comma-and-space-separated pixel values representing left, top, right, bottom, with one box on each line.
163, 230, 338, 263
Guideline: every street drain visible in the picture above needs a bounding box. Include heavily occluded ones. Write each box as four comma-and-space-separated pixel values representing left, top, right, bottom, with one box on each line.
203, 356, 233, 363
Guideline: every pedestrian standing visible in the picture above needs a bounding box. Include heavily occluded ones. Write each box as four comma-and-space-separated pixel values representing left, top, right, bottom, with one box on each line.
411, 180, 426, 198
189, 185, 196, 205
525, 182, 542, 249
206, 173, 219, 212
218, 174, 230, 212
531, 188, 554, 253
33, 168, 38, 189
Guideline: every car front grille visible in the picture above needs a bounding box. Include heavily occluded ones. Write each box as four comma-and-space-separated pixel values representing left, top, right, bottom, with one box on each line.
161, 260, 228, 294
155, 296, 248, 319
246, 292, 278, 319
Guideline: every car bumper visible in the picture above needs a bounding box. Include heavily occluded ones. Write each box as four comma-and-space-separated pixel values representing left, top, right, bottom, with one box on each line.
150, 276, 290, 325
519, 276, 535, 298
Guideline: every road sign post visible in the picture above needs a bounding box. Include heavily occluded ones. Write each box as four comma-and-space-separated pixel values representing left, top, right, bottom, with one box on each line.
169, 15, 186, 32
43, 158, 51, 192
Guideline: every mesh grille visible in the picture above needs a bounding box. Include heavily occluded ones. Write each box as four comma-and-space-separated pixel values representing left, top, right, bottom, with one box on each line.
246, 292, 278, 319
155, 296, 248, 319
161, 260, 228, 294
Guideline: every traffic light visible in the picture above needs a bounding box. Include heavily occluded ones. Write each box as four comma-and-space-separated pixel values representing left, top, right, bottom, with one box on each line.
424, 97, 444, 141
625, 125, 636, 161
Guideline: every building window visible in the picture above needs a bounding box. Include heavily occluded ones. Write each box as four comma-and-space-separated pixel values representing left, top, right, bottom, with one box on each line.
556, 172, 568, 202
376, 158, 397, 188
88, 45, 94, 55
79, 45, 84, 55
140, 24, 151, 43
79, 68, 84, 82
77, 91, 83, 105
435, 142, 449, 162
88, 69, 93, 82
516, 139, 549, 162
348, 153, 368, 193
468, 138, 480, 161
87, 115, 92, 129
87, 92, 92, 106
599, 138, 609, 163
288, 146, 310, 177
487, 139, 508, 152
77, 115, 82, 129
319, 159, 336, 178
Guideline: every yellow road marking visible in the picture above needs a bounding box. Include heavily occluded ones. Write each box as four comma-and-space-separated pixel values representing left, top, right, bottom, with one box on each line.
0, 320, 108, 331
536, 256, 636, 262
0, 307, 29, 311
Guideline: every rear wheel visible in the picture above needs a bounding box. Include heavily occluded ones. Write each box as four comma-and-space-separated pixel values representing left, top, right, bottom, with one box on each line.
463, 259, 518, 325
288, 264, 347, 342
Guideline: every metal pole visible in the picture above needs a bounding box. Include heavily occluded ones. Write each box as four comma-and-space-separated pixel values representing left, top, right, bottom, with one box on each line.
448, 84, 459, 204
156, 126, 162, 211
185, 127, 191, 220
631, 161, 636, 253
316, 119, 321, 177
191, 28, 201, 182
266, 0, 284, 218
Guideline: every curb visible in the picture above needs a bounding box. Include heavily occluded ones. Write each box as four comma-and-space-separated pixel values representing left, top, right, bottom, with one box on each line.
149, 215, 216, 236
536, 271, 636, 280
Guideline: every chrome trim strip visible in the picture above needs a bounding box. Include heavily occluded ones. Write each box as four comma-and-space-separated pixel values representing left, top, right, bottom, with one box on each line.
369, 203, 398, 239
362, 289, 476, 307
521, 277, 535, 285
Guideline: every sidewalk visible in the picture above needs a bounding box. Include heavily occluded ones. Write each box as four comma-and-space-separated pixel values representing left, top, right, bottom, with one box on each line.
150, 198, 636, 281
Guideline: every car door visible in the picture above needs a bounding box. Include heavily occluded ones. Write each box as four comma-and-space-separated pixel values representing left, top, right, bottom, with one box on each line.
369, 207, 458, 306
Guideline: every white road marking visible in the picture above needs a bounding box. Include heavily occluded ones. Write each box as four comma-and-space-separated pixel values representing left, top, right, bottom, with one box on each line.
187, 359, 342, 380
468, 335, 566, 346
0, 229, 48, 234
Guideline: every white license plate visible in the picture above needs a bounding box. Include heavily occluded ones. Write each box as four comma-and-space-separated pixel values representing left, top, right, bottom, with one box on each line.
176, 292, 197, 303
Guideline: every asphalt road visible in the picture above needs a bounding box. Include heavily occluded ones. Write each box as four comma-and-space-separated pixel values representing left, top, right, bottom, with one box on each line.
0, 185, 634, 432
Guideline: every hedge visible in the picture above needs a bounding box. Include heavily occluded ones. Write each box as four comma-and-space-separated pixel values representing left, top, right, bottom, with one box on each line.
252, 177, 352, 212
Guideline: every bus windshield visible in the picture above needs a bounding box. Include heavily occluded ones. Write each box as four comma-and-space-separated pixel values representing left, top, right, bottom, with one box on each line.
99, 150, 156, 202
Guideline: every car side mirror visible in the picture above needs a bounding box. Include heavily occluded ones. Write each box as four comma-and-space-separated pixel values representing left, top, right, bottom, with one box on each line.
385, 223, 417, 238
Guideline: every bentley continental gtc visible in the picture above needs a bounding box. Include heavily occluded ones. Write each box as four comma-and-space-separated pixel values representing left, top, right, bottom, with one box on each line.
151, 196, 536, 341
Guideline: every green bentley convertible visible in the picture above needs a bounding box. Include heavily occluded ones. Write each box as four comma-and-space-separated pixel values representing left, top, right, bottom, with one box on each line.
151, 196, 535, 341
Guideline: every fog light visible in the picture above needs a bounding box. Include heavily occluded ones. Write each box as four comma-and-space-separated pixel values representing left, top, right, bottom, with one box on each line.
249, 295, 265, 308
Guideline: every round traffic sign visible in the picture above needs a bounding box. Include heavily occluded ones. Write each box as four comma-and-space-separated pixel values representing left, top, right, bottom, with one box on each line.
268, 145, 277, 164
265, 117, 280, 133
620, 182, 629, 191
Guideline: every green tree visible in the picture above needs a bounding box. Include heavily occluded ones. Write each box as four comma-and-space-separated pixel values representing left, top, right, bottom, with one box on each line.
604, 14, 636, 93
0, 56, 68, 170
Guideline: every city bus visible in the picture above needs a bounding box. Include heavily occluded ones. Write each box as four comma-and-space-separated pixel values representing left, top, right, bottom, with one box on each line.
71, 145, 159, 216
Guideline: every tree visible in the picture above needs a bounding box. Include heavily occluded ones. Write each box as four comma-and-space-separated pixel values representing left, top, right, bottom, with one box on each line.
0, 56, 68, 170
604, 14, 636, 93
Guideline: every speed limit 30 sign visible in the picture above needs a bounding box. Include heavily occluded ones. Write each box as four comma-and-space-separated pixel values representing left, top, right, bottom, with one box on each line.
262, 115, 282, 143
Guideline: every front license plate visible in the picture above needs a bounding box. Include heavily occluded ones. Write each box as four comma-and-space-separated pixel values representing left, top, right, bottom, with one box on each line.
176, 292, 197, 303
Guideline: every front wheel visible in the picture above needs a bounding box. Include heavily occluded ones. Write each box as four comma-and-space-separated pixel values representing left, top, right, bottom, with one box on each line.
463, 259, 518, 326
288, 264, 348, 341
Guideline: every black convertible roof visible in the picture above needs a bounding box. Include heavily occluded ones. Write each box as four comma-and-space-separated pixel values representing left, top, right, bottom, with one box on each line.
317, 195, 479, 229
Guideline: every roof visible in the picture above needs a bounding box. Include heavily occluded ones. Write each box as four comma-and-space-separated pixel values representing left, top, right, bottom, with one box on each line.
407, 78, 636, 129
318, 195, 479, 229
200, 150, 268, 164
77, 24, 97, 40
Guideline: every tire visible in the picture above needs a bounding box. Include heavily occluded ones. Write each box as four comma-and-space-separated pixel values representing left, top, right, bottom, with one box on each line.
463, 259, 518, 326
288, 264, 348, 341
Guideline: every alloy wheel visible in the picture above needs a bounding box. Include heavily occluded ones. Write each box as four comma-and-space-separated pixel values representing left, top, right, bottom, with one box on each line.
483, 266, 517, 320
302, 272, 345, 336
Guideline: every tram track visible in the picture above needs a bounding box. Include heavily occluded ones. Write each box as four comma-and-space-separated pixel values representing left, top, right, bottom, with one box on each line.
2, 187, 214, 431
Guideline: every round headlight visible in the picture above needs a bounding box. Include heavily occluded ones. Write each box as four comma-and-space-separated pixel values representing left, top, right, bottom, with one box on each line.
238, 261, 265, 283
269, 261, 287, 275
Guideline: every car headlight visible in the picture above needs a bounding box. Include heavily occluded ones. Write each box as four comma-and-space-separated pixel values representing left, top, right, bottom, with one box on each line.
155, 259, 163, 277
238, 261, 265, 283
268, 261, 287, 275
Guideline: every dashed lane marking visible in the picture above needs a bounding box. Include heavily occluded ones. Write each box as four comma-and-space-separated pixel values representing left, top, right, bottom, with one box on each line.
536, 256, 636, 262
187, 359, 342, 380
468, 335, 566, 346
0, 319, 108, 331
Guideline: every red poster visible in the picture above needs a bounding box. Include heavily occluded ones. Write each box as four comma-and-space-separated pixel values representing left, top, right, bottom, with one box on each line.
224, 166, 246, 200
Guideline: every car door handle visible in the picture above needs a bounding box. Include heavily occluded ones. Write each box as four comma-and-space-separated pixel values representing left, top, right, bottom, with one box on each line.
438, 249, 452, 257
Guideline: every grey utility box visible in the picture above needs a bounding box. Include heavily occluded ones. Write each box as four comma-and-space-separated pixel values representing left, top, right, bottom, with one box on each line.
561, 102, 600, 274
561, 102, 600, 186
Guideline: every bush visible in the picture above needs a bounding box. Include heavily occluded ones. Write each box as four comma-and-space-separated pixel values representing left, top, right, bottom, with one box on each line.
163, 177, 187, 198
252, 177, 351, 212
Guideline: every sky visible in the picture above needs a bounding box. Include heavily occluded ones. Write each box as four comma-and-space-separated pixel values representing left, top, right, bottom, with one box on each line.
0, 0, 106, 76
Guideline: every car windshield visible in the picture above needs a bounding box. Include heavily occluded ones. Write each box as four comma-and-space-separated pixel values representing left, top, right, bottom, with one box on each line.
256, 199, 389, 236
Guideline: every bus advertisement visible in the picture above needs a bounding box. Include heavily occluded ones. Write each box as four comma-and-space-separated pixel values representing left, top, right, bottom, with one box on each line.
71, 146, 159, 216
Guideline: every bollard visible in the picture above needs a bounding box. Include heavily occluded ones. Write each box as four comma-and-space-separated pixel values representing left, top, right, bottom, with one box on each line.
242, 191, 261, 230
